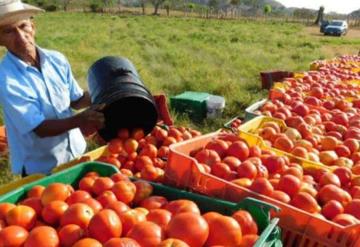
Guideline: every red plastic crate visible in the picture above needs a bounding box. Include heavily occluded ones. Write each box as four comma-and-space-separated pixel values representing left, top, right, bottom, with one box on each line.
260, 71, 294, 90
165, 132, 360, 247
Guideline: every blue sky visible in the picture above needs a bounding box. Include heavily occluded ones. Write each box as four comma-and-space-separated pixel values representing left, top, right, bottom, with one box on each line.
277, 0, 359, 14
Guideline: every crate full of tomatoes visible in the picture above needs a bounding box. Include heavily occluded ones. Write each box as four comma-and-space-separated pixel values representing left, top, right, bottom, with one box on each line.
0, 162, 281, 247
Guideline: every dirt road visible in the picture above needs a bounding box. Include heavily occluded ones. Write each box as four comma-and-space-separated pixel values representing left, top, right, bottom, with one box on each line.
304, 26, 360, 39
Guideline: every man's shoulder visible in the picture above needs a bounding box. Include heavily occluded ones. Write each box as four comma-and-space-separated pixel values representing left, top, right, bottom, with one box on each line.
0, 54, 13, 79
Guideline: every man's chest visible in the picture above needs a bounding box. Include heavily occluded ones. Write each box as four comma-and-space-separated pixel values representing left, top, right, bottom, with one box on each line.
27, 63, 71, 118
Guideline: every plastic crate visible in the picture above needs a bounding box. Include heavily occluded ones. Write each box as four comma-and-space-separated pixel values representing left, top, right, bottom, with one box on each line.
272, 82, 288, 91
244, 99, 267, 122
0, 126, 5, 138
165, 132, 360, 247
270, 81, 360, 103
238, 116, 286, 134
170, 91, 210, 121
310, 62, 320, 71
0, 174, 45, 196
346, 80, 360, 87
223, 116, 242, 130
260, 71, 294, 90
293, 72, 305, 79
0, 125, 7, 153
0, 162, 281, 247
238, 116, 360, 174
52, 145, 108, 173
238, 120, 336, 172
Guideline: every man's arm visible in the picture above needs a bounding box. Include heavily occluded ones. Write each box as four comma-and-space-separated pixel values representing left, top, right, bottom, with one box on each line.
70, 91, 92, 110
34, 104, 105, 138
33, 116, 80, 138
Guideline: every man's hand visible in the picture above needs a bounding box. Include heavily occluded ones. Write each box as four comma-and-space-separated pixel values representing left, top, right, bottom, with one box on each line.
75, 104, 106, 136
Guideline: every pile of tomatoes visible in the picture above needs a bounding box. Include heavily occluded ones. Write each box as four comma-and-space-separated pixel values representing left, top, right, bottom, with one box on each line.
0, 171, 259, 247
94, 126, 201, 183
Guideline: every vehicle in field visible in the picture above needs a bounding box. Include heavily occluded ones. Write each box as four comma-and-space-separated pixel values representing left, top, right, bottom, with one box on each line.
320, 20, 329, 33
323, 20, 348, 36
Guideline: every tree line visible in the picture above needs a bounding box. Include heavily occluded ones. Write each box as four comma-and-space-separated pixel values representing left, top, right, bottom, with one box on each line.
23, 0, 276, 16
24, 0, 359, 26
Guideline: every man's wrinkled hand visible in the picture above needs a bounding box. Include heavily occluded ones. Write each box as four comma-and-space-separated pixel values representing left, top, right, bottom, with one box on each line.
75, 104, 106, 131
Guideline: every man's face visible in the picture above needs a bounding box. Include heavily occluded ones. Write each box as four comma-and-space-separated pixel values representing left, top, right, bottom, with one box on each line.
0, 19, 36, 57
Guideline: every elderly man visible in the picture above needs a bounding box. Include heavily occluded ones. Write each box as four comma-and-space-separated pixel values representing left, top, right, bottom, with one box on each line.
0, 0, 105, 175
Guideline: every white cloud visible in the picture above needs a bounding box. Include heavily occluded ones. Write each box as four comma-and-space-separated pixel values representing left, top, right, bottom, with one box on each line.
276, 0, 359, 14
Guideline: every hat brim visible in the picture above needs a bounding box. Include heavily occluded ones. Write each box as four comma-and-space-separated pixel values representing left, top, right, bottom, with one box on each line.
0, 4, 44, 27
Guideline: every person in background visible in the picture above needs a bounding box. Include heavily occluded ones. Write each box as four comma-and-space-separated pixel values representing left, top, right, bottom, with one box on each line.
0, 0, 105, 176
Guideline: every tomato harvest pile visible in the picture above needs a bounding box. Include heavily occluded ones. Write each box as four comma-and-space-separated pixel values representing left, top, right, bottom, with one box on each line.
164, 55, 360, 246
0, 162, 276, 247
96, 126, 202, 182
1, 55, 360, 247
0, 176, 250, 246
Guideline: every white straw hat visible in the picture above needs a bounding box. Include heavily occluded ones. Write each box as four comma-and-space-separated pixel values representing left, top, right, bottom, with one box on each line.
0, 0, 44, 27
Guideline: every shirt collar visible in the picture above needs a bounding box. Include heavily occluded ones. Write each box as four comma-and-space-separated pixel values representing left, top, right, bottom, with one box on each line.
6, 46, 47, 72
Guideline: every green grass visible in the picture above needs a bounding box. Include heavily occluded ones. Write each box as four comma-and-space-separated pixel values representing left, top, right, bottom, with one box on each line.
0, 12, 359, 185
2, 13, 359, 123
0, 155, 20, 186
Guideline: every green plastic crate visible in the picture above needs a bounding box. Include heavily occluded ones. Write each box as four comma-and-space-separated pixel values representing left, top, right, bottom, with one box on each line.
0, 162, 282, 247
170, 91, 210, 121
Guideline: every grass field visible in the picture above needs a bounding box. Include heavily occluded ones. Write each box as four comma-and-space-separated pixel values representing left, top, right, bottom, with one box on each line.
0, 12, 359, 185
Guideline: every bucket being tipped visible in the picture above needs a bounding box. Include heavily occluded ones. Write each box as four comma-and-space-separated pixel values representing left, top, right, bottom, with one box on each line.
87, 56, 158, 141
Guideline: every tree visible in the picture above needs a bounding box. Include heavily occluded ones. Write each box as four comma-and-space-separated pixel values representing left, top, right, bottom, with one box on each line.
228, 0, 240, 18
188, 3, 195, 14
140, 0, 146, 14
163, 0, 178, 16
89, 0, 104, 12
116, 0, 122, 12
315, 6, 325, 25
251, 0, 259, 9
293, 8, 316, 19
230, 0, 240, 5
163, 0, 171, 16
208, 0, 219, 12
103, 0, 114, 6
151, 0, 166, 15
61, 0, 72, 11
248, 0, 260, 16
264, 4, 271, 15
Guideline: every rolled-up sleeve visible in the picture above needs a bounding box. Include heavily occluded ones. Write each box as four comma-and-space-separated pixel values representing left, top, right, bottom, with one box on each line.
64, 57, 84, 102
2, 82, 45, 135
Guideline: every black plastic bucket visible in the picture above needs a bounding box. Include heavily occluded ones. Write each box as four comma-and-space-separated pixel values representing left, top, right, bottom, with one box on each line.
87, 56, 158, 141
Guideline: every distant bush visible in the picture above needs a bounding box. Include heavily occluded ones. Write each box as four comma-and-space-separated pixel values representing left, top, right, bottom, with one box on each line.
89, 2, 104, 12
23, 0, 56, 9
34, 0, 46, 7
44, 4, 57, 11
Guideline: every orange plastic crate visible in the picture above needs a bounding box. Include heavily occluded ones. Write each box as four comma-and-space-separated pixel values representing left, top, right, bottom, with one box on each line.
165, 132, 360, 247
0, 126, 7, 153
0, 126, 5, 138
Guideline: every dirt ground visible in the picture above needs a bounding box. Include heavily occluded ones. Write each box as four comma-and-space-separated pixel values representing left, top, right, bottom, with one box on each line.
304, 26, 360, 39
303, 26, 360, 57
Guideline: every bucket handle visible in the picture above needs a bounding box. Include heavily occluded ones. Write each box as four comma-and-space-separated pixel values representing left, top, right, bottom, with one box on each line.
110, 68, 133, 77
110, 68, 144, 86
